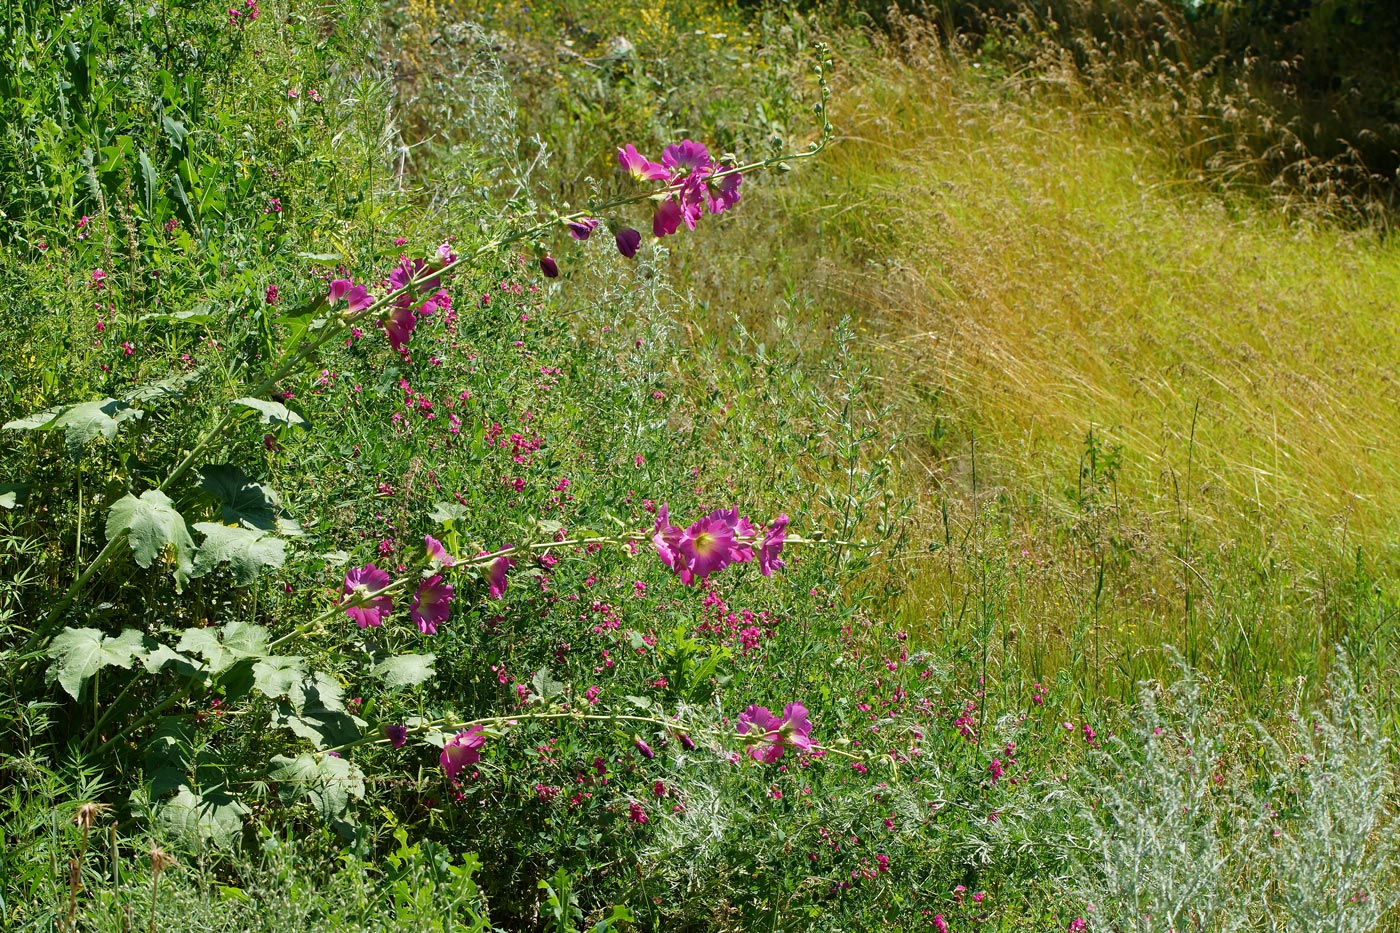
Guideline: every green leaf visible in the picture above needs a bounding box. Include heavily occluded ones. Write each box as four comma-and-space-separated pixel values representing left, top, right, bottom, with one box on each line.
530, 667, 564, 700
275, 672, 363, 749
372, 653, 436, 690
176, 621, 269, 674
251, 656, 306, 699
234, 397, 307, 429
137, 308, 218, 326
269, 753, 365, 823
46, 627, 148, 700
0, 483, 28, 510
124, 368, 206, 403
429, 501, 470, 524
198, 464, 281, 531
192, 522, 287, 585
294, 252, 344, 263
137, 149, 157, 215
4, 398, 145, 457
106, 490, 195, 590
157, 785, 247, 850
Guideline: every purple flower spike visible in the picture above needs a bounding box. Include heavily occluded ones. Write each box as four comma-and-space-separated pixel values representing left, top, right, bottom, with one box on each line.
342, 563, 392, 628
425, 534, 457, 567
540, 256, 559, 278
566, 218, 599, 241
411, 574, 454, 635
759, 514, 789, 576
615, 227, 642, 258
385, 724, 408, 748
441, 726, 487, 780
738, 703, 814, 762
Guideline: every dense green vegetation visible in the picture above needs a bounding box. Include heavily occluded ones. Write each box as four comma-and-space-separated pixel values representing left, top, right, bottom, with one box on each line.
4, 0, 1400, 930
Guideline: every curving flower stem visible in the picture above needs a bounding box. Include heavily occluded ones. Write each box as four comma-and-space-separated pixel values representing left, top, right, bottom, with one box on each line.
32, 50, 835, 646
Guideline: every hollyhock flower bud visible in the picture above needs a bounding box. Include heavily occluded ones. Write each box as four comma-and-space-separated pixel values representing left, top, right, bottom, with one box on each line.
633, 737, 655, 759
384, 724, 408, 748
615, 227, 641, 258
678, 732, 697, 751
486, 552, 514, 599
566, 217, 598, 240
540, 256, 559, 278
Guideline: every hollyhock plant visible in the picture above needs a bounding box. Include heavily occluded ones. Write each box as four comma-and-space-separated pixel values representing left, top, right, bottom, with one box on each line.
738, 703, 814, 763
615, 227, 641, 258
441, 726, 487, 780
759, 514, 789, 576
411, 575, 454, 634
342, 563, 392, 628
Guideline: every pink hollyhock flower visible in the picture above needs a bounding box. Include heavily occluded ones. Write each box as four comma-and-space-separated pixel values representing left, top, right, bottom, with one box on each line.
759, 514, 789, 576
677, 174, 708, 231
411, 574, 454, 634
342, 563, 392, 628
441, 726, 487, 780
738, 703, 814, 763
328, 279, 373, 314
652, 199, 682, 238
678, 511, 741, 581
652, 504, 689, 580
615, 227, 641, 258
566, 218, 598, 240
617, 144, 668, 182
383, 301, 416, 352
487, 553, 514, 599
385, 724, 408, 748
709, 171, 742, 214
424, 534, 457, 567
540, 256, 559, 278
661, 140, 712, 176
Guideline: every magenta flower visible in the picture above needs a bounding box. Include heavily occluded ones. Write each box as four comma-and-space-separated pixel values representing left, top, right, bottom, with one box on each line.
677, 174, 708, 231
652, 504, 686, 576
385, 724, 408, 748
652, 199, 682, 238
615, 227, 642, 258
383, 301, 416, 352
342, 563, 392, 628
424, 534, 457, 567
738, 703, 814, 763
661, 140, 712, 176
566, 218, 599, 240
678, 511, 741, 582
540, 256, 559, 278
328, 278, 373, 313
618, 144, 668, 182
486, 552, 514, 599
411, 574, 454, 634
440, 726, 486, 780
709, 171, 743, 214
759, 514, 789, 576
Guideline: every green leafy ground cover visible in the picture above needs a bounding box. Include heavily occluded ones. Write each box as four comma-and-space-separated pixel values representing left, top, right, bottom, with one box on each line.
3, 0, 1400, 930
